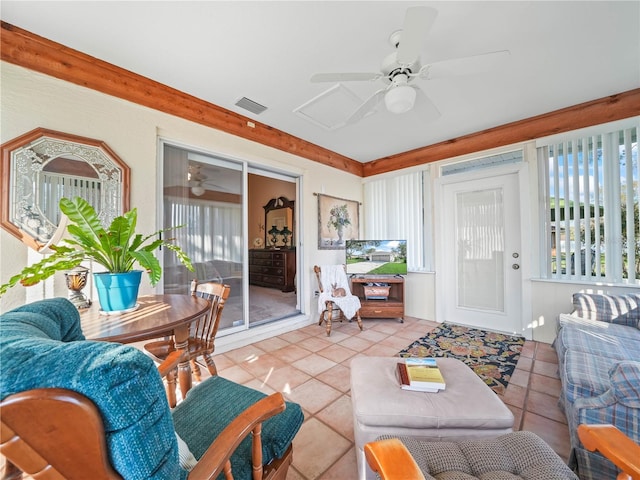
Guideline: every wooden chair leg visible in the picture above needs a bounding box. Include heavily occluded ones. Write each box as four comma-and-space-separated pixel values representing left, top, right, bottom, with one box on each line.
190, 359, 202, 382
325, 302, 333, 336
202, 353, 218, 376
355, 311, 363, 331
166, 369, 177, 408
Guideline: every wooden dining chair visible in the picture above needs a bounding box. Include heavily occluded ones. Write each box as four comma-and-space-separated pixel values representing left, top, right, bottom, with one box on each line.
144, 280, 231, 406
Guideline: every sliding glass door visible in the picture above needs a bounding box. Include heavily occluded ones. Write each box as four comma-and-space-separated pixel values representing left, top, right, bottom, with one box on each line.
160, 142, 300, 334
162, 144, 246, 332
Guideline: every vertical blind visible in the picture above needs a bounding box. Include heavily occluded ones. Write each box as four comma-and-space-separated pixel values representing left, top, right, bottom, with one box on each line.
164, 197, 242, 267
539, 124, 639, 284
364, 171, 430, 272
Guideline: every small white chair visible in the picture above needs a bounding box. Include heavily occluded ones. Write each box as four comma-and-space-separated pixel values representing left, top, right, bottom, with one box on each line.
314, 265, 363, 336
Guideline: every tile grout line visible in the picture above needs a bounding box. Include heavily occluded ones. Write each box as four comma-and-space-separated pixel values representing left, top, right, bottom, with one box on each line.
517, 341, 536, 432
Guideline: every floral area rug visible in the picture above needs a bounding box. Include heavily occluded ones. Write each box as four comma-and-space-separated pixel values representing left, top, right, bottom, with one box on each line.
398, 323, 525, 395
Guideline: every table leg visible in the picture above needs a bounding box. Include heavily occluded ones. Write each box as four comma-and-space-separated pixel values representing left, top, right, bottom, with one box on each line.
173, 325, 192, 401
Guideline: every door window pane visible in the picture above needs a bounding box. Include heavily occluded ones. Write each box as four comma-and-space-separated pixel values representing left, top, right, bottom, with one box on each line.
162, 145, 245, 332
455, 188, 505, 312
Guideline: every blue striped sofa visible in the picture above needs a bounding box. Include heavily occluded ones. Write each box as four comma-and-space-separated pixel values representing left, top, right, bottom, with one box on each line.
554, 292, 640, 480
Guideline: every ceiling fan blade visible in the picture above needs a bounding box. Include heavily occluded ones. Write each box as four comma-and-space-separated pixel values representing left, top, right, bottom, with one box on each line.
420, 50, 511, 80
396, 6, 438, 66
346, 88, 387, 125
311, 72, 381, 83
414, 87, 441, 123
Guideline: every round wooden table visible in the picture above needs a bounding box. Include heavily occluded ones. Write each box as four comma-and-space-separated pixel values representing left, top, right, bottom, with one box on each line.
80, 294, 210, 400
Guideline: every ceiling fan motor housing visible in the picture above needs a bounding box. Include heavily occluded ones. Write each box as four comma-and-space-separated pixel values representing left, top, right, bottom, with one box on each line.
381, 51, 420, 84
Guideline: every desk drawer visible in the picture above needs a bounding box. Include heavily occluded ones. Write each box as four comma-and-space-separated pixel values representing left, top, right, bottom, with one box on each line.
360, 305, 404, 318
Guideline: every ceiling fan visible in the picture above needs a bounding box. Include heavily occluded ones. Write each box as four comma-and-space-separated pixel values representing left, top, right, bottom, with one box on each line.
187, 164, 230, 196
310, 6, 510, 125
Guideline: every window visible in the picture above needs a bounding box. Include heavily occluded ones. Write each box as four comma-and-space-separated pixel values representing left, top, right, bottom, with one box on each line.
538, 121, 639, 284
363, 170, 433, 272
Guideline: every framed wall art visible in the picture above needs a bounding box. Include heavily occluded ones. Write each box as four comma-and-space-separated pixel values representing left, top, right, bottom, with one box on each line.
317, 193, 359, 250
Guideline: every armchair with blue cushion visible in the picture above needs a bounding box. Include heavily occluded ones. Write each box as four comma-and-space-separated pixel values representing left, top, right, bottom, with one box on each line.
0, 298, 304, 480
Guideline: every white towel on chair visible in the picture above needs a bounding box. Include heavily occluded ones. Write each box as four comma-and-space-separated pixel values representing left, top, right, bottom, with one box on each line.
317, 265, 361, 320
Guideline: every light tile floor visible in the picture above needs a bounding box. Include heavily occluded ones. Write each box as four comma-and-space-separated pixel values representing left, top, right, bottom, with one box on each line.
3, 316, 571, 479
207, 316, 571, 480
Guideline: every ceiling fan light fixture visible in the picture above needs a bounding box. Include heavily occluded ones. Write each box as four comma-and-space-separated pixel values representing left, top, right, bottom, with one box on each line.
384, 84, 416, 114
191, 184, 205, 196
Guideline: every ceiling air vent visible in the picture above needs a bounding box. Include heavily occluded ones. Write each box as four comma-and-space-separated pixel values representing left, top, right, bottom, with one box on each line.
235, 97, 267, 115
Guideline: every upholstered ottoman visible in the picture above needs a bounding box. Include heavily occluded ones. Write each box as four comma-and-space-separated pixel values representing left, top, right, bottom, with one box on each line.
351, 357, 514, 480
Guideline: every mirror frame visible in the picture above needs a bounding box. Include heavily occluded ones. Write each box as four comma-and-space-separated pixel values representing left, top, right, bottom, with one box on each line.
264, 196, 294, 248
1, 128, 131, 251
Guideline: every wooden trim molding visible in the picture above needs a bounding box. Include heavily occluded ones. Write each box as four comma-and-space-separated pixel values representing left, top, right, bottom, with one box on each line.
0, 21, 363, 177
363, 88, 640, 177
1, 21, 638, 179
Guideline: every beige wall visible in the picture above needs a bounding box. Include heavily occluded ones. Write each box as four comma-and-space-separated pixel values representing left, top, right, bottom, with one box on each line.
0, 62, 362, 319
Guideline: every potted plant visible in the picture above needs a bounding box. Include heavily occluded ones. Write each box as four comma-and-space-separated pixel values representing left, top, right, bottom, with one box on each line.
0, 197, 193, 312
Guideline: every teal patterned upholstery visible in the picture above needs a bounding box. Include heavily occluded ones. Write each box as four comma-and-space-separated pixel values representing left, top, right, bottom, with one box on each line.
1, 298, 185, 480
173, 376, 303, 479
1, 298, 303, 480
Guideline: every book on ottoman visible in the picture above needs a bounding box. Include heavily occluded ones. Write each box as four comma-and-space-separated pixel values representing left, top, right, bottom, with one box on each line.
397, 358, 446, 392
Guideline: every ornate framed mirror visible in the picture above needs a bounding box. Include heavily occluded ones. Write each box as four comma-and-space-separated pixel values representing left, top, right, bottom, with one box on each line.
1, 128, 130, 251
264, 196, 294, 248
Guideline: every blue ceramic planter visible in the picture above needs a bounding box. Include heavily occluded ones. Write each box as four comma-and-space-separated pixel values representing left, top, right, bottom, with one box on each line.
94, 270, 142, 312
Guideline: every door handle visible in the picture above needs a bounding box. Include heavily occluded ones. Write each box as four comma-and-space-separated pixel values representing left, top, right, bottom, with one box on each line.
512, 264, 520, 270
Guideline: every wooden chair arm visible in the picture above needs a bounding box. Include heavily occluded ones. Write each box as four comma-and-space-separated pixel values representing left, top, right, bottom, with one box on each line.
364, 438, 426, 480
577, 424, 640, 480
188, 392, 287, 480
156, 349, 187, 378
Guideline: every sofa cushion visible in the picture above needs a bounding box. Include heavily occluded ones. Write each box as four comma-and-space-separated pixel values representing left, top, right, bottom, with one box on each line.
556, 314, 640, 361
572, 293, 640, 327
559, 350, 619, 405
194, 261, 223, 283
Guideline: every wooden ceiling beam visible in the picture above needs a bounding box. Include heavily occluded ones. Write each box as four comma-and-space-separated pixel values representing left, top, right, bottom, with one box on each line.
0, 21, 363, 177
2, 21, 638, 180
363, 88, 640, 177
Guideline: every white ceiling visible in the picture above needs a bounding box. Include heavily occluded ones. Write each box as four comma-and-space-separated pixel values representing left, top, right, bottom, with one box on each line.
2, 1, 639, 163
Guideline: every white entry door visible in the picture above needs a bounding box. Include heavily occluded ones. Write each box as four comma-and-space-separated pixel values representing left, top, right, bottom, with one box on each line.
439, 172, 522, 334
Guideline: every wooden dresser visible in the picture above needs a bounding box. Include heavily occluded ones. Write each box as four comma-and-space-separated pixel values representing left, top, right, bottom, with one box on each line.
249, 249, 296, 292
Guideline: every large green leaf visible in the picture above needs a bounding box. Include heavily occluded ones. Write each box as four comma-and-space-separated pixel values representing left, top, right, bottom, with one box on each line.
130, 250, 162, 285
164, 243, 194, 272
0, 246, 84, 295
59, 197, 108, 247
106, 214, 137, 271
